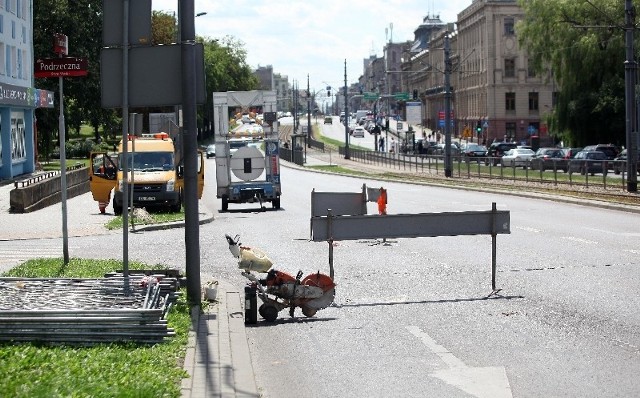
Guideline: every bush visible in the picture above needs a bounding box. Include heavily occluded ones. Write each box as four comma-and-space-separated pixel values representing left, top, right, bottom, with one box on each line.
52, 139, 103, 159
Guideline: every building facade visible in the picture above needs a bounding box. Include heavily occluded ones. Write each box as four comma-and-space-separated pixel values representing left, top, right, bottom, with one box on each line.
0, 0, 53, 181
399, 0, 555, 145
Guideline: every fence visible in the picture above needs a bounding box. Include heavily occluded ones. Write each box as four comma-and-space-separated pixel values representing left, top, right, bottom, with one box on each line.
341, 147, 633, 192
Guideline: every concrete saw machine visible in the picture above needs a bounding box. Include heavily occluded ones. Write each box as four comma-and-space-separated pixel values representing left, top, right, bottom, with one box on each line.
225, 234, 336, 323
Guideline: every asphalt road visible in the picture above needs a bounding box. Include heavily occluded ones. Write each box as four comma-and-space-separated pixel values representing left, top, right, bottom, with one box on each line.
212, 159, 639, 398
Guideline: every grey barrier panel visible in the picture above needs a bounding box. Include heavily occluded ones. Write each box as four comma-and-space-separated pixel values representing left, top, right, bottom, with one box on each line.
311, 210, 510, 242
311, 190, 367, 218
366, 185, 383, 202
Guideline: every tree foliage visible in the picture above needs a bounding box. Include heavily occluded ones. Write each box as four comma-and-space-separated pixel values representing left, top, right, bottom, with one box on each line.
151, 10, 177, 45
33, 0, 119, 150
517, 0, 629, 146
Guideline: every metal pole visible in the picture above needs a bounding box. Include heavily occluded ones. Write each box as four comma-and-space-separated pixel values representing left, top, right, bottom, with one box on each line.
181, 0, 201, 305
121, 0, 130, 277
444, 31, 453, 178
344, 59, 350, 159
58, 71, 69, 265
624, 0, 638, 192
307, 74, 311, 147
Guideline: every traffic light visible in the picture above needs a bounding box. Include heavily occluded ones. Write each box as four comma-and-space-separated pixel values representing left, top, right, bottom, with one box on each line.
413, 89, 418, 100
476, 120, 482, 134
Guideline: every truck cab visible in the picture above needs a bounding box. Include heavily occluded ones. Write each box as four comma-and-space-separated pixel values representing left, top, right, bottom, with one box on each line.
89, 133, 204, 214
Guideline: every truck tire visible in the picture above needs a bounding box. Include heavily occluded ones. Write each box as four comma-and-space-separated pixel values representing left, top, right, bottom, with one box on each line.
272, 198, 280, 210
222, 197, 229, 211
113, 203, 123, 215
170, 193, 182, 213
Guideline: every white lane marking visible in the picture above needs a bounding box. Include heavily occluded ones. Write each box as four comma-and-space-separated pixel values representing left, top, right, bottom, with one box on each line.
515, 226, 540, 233
407, 326, 513, 398
561, 236, 598, 245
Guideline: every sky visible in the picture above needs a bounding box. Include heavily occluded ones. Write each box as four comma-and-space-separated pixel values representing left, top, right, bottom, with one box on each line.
152, 0, 470, 94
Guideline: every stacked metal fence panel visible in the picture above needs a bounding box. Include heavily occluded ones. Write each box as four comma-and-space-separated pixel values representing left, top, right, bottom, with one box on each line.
0, 274, 181, 345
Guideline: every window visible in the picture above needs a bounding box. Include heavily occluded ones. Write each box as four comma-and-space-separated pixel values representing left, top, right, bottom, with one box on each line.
5, 45, 10, 77
504, 17, 515, 35
504, 58, 515, 78
528, 92, 539, 111
527, 60, 536, 77
0, 42, 4, 75
0, 15, 3, 34
505, 122, 516, 140
16, 46, 21, 79
506, 92, 516, 111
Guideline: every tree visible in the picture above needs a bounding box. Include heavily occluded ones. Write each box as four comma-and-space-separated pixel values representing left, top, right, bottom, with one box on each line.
517, 0, 628, 146
198, 36, 260, 137
33, 0, 118, 152
151, 10, 177, 45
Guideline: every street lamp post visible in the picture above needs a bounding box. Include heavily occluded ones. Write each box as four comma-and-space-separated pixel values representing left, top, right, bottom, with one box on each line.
344, 59, 350, 159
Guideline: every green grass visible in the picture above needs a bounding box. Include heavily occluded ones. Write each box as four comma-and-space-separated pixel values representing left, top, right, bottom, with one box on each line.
40, 160, 89, 171
0, 258, 192, 398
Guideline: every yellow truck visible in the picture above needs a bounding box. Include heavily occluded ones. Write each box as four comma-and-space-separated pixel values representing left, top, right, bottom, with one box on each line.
89, 133, 204, 215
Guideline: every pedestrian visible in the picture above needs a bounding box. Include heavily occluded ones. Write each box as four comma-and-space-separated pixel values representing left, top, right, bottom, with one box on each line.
379, 136, 385, 152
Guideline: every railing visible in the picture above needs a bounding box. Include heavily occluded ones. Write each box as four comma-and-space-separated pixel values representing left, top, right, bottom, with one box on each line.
13, 162, 85, 188
344, 148, 635, 192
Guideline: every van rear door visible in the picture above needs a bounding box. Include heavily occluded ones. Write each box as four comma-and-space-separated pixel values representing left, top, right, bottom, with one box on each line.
89, 152, 118, 205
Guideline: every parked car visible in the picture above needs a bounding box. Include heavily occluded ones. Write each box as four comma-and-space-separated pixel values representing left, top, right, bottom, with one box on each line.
582, 144, 619, 161
529, 147, 565, 171
486, 142, 517, 165
613, 149, 640, 175
568, 150, 608, 175
431, 143, 461, 157
501, 148, 535, 168
461, 143, 488, 161
206, 144, 216, 158
558, 147, 583, 172
324, 116, 333, 125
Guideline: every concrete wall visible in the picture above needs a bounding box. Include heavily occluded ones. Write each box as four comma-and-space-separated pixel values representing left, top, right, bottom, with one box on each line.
9, 167, 90, 213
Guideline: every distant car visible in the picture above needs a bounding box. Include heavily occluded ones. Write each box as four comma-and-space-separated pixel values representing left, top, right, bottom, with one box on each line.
206, 144, 216, 158
529, 148, 565, 171
558, 147, 583, 172
501, 148, 535, 168
582, 144, 619, 160
613, 149, 640, 175
228, 138, 250, 156
568, 150, 608, 175
324, 116, 333, 125
486, 142, 517, 165
461, 143, 488, 160
351, 126, 365, 138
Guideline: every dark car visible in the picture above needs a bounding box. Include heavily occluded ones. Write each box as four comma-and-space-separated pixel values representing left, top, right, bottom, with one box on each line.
486, 142, 517, 165
461, 143, 488, 161
613, 149, 640, 175
582, 144, 619, 160
529, 147, 565, 171
568, 150, 608, 176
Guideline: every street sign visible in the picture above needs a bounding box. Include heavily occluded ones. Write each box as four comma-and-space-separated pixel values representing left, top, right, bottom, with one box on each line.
34, 57, 88, 78
363, 92, 379, 101
394, 92, 410, 101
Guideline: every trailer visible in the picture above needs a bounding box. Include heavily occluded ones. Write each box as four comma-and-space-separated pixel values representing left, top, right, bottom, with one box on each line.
212, 90, 281, 211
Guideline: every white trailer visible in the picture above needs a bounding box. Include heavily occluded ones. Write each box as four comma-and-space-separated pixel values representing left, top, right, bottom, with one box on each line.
212, 90, 281, 211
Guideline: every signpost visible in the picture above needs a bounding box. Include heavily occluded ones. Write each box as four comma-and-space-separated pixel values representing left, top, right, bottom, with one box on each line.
34, 58, 88, 78
363, 92, 379, 101
394, 92, 410, 101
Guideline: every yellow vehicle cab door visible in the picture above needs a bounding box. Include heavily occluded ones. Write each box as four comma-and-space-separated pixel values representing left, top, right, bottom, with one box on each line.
197, 151, 205, 199
89, 152, 118, 204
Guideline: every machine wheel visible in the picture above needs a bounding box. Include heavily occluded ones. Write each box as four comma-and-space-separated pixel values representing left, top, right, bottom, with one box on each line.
222, 196, 229, 211
272, 198, 280, 209
259, 304, 279, 322
244, 286, 257, 324
301, 306, 317, 317
113, 203, 123, 215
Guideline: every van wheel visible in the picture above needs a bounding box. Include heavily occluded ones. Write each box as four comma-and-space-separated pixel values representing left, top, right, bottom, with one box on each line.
170, 193, 182, 213
113, 203, 122, 215
222, 197, 229, 211
272, 198, 280, 209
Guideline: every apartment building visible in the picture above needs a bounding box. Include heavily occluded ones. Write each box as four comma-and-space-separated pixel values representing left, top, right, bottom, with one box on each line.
401, 0, 556, 145
0, 0, 54, 180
